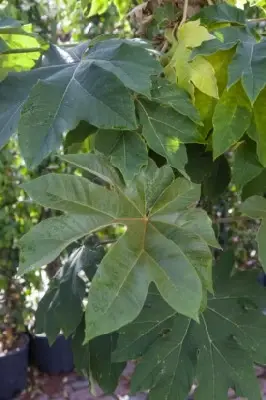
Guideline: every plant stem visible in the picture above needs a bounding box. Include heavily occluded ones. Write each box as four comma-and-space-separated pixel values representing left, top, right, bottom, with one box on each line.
2, 47, 41, 55
179, 0, 189, 27
214, 216, 255, 224
247, 18, 266, 23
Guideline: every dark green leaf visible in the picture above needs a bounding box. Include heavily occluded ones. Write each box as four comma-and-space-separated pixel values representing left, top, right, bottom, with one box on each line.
231, 139, 263, 190
151, 79, 201, 124
203, 155, 231, 200
35, 243, 105, 343
72, 318, 126, 393
114, 252, 266, 400
242, 169, 266, 200
64, 121, 97, 153
137, 99, 202, 176
240, 196, 266, 271
185, 144, 213, 184
193, 3, 246, 25
94, 130, 148, 181
36, 248, 86, 343
212, 83, 251, 158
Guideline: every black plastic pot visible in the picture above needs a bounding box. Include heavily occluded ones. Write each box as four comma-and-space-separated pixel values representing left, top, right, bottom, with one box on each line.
32, 334, 74, 374
0, 334, 29, 400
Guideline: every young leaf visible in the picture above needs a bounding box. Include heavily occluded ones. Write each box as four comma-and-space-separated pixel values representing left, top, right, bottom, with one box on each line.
231, 139, 263, 190
212, 83, 251, 158
19, 156, 218, 339
72, 318, 126, 394
94, 130, 148, 181
192, 26, 266, 103
87, 0, 109, 16
114, 252, 266, 400
165, 20, 218, 99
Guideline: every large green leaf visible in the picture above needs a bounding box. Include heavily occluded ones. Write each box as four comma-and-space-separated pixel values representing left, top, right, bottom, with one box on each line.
72, 318, 126, 394
20, 155, 218, 340
193, 3, 246, 25
137, 98, 202, 176
231, 139, 263, 190
0, 39, 160, 167
212, 83, 251, 159
35, 244, 105, 344
0, 44, 83, 148
192, 26, 266, 103
94, 130, 148, 181
114, 252, 266, 400
240, 196, 266, 272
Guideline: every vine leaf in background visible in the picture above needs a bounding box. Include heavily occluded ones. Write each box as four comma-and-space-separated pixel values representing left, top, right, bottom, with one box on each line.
114, 252, 266, 400
19, 154, 219, 341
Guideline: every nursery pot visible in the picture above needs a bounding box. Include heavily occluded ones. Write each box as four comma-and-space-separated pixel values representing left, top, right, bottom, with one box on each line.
0, 333, 29, 400
32, 334, 74, 374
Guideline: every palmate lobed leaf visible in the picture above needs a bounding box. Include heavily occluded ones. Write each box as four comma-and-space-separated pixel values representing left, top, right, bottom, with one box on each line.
0, 39, 161, 168
19, 153, 219, 340
114, 251, 266, 400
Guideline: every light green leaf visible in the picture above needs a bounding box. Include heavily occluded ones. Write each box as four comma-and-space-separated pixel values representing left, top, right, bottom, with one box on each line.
87, 0, 109, 16
212, 84, 251, 158
165, 20, 218, 99
192, 26, 266, 103
115, 252, 265, 400
231, 139, 263, 190
20, 157, 216, 339
94, 130, 148, 181
114, 0, 131, 16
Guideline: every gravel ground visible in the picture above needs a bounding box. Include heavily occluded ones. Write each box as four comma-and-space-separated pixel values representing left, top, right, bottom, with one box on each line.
17, 364, 266, 400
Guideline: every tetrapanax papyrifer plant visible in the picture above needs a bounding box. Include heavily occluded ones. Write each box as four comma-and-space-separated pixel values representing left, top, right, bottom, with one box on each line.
2, 0, 266, 397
